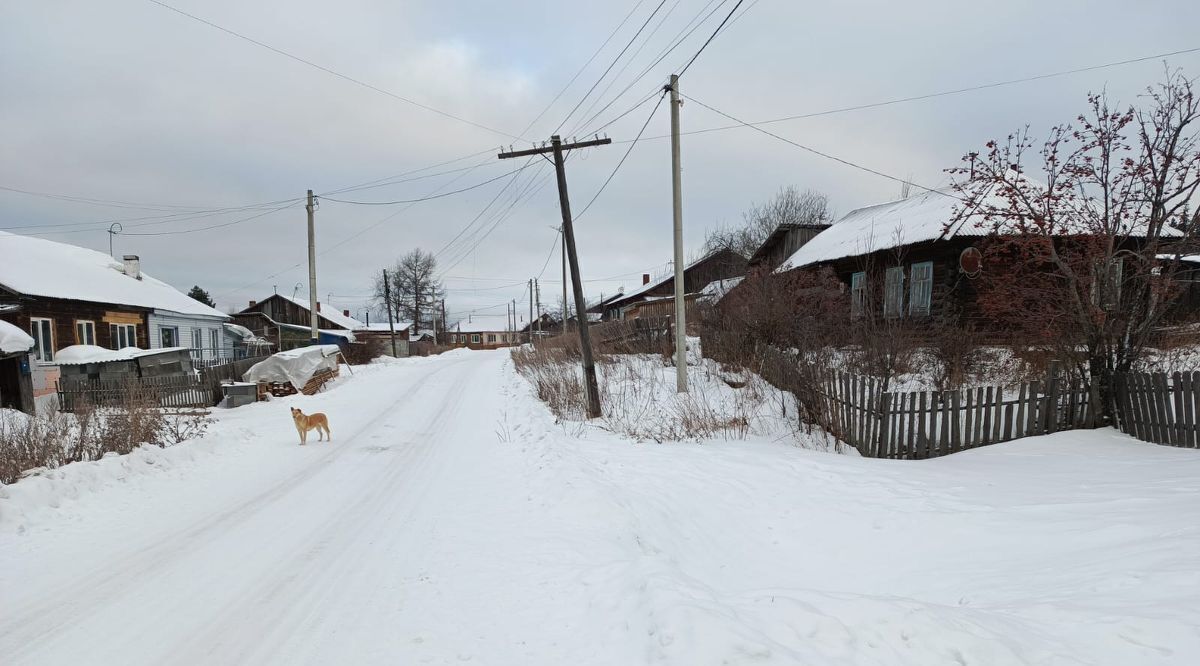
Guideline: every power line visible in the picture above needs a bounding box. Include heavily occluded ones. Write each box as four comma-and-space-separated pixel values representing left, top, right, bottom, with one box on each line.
571, 0, 728, 135
573, 91, 668, 222
518, 0, 647, 138
553, 0, 670, 134
676, 0, 745, 78
682, 94, 935, 192
121, 202, 300, 237
144, 0, 527, 141
536, 233, 560, 279
320, 164, 541, 205
629, 44, 1200, 144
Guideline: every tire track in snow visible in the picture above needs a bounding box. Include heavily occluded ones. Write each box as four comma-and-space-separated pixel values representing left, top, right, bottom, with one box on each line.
165, 359, 473, 664
0, 357, 470, 661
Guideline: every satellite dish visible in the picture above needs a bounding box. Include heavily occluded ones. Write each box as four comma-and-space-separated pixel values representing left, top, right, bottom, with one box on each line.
960, 247, 983, 278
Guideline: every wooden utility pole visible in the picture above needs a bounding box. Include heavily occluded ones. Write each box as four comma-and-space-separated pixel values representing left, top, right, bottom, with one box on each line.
306, 189, 319, 346
382, 269, 399, 357
527, 278, 534, 345
535, 278, 542, 335
667, 75, 687, 393
499, 135, 610, 418
561, 228, 568, 331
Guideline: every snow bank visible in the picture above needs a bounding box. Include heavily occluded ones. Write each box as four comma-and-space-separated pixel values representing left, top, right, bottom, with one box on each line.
0, 319, 34, 354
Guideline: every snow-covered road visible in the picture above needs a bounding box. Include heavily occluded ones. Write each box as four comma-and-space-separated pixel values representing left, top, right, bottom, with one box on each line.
2, 350, 1199, 665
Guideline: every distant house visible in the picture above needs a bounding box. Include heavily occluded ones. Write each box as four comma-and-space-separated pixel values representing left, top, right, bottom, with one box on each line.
586, 291, 626, 322
352, 321, 414, 357
606, 248, 747, 320
448, 314, 518, 350
0, 231, 229, 406
747, 223, 828, 272
233, 294, 364, 351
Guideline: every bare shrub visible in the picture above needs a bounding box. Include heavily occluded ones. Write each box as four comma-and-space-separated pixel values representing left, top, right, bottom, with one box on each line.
0, 380, 213, 483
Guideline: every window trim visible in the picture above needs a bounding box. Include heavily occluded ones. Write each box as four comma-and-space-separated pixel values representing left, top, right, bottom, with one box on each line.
191, 327, 203, 350
160, 326, 179, 348
908, 261, 933, 317
30, 317, 55, 363
471, 334, 481, 344
850, 272, 866, 317
883, 266, 906, 318
75, 319, 97, 345
110, 323, 136, 349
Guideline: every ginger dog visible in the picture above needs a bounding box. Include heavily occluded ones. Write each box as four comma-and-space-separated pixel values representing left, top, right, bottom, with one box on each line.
290, 407, 331, 445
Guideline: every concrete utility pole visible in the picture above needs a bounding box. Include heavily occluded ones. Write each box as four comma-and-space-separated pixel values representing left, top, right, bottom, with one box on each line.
306, 189, 319, 346
499, 135, 611, 418
667, 74, 687, 393
440, 300, 447, 344
382, 269, 398, 357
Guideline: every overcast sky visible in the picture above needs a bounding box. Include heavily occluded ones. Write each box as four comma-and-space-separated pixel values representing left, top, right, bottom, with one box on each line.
3, 0, 1200, 323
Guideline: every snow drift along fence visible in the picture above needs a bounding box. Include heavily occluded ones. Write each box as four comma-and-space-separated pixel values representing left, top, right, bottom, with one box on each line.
1113, 371, 1200, 448
58, 375, 214, 412
755, 348, 1091, 459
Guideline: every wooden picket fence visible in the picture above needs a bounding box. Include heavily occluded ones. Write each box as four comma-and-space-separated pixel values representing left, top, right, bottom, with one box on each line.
778, 362, 1091, 460
58, 375, 215, 412
1113, 371, 1200, 448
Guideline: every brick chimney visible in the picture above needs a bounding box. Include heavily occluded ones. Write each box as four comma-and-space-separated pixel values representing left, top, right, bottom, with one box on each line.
248, 300, 257, 308
122, 255, 141, 280
343, 309, 350, 317
316, 302, 322, 312
642, 273, 651, 285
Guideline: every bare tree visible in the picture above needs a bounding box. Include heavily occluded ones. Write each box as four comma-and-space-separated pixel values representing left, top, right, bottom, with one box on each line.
951, 70, 1200, 422
705, 186, 833, 258
373, 249, 446, 332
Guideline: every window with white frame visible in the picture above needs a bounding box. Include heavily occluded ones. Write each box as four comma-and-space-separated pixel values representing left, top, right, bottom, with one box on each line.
29, 317, 54, 362
487, 333, 496, 343
110, 323, 136, 349
450, 334, 457, 343
883, 266, 905, 318
75, 320, 96, 345
471, 334, 481, 344
160, 326, 178, 348
850, 272, 866, 317
209, 329, 220, 354
908, 262, 933, 316
191, 327, 203, 350
1092, 257, 1124, 308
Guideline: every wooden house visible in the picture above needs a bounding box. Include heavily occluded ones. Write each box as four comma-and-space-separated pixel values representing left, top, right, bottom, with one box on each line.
233, 294, 364, 351
606, 248, 747, 320
775, 188, 1197, 333
0, 232, 230, 408
747, 223, 828, 271
0, 318, 35, 412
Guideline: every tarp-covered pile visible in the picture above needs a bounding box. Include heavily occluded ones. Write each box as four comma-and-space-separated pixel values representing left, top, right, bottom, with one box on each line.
242, 344, 341, 389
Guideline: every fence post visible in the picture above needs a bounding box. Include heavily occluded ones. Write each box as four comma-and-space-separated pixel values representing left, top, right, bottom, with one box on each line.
1045, 361, 1062, 434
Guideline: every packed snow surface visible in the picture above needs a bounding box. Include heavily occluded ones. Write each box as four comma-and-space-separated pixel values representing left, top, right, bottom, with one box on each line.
0, 319, 34, 354
1, 350, 1197, 665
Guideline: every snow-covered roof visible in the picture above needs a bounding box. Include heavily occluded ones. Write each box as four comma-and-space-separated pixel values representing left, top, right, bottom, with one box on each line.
53, 345, 190, 366
452, 314, 511, 333
698, 276, 744, 304
270, 293, 365, 330
0, 319, 35, 355
0, 231, 228, 318
779, 181, 1184, 271
777, 190, 978, 270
